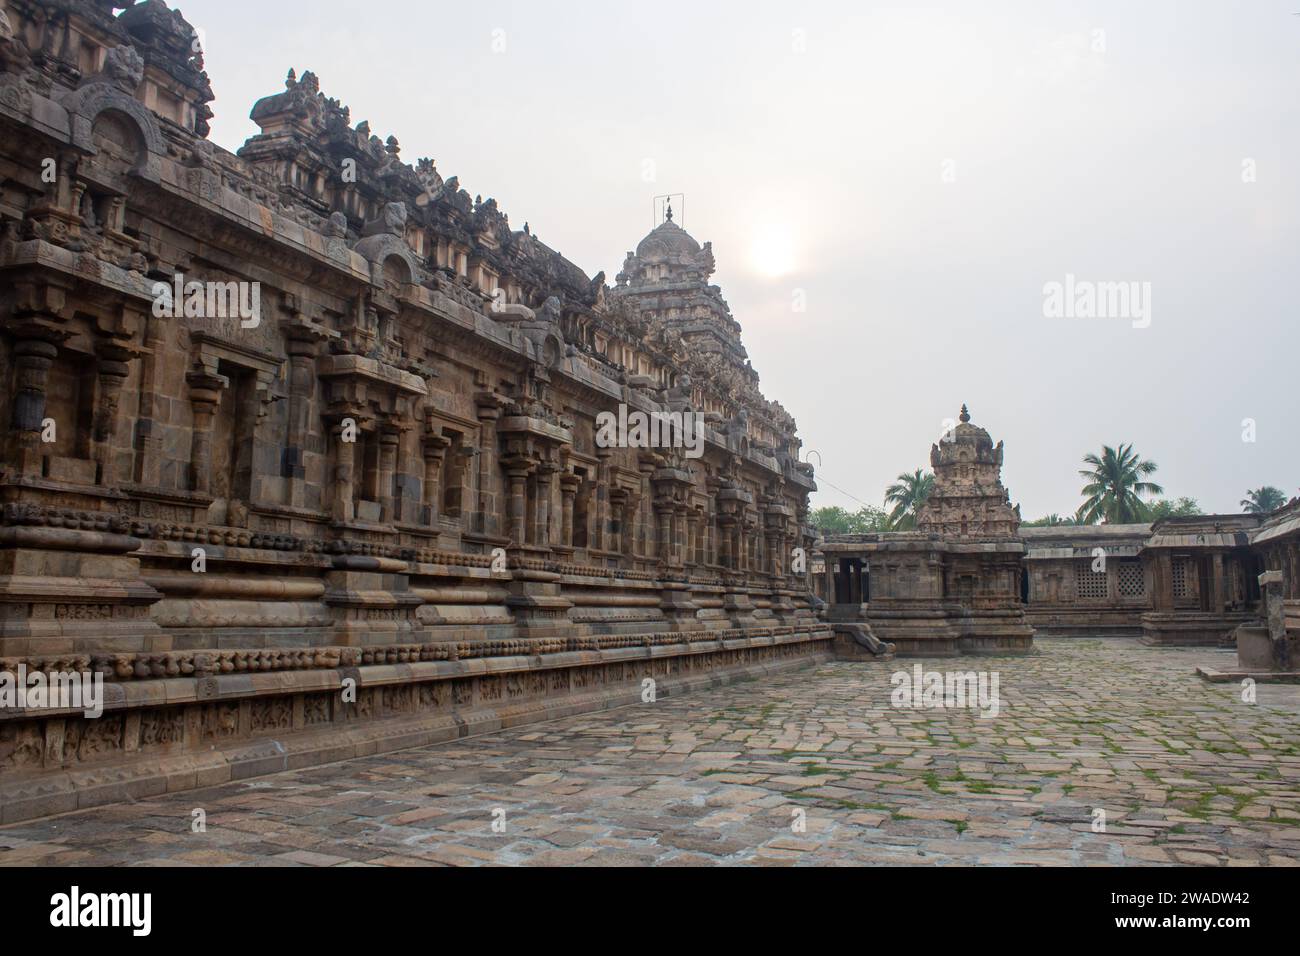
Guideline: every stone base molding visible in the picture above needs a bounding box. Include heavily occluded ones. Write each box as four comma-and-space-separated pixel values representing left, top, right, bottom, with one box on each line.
0, 626, 831, 823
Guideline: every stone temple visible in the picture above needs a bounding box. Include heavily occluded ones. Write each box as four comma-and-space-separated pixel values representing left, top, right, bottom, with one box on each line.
817, 406, 1300, 665
0, 1, 826, 821
0, 2, 1298, 832
821, 405, 1034, 657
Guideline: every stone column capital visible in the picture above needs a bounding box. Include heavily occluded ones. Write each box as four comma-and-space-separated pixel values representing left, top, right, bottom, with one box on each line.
423, 431, 451, 456
185, 366, 228, 406
502, 455, 535, 477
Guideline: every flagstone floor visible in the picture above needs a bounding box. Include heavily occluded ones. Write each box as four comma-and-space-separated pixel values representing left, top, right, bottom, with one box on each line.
3, 639, 1299, 866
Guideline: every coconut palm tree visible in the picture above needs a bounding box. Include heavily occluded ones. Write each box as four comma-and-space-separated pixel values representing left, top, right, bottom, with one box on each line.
1241, 486, 1286, 514
1076, 444, 1164, 524
884, 469, 934, 530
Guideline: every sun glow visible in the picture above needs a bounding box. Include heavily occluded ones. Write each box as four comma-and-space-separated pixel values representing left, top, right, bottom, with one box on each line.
748, 225, 796, 277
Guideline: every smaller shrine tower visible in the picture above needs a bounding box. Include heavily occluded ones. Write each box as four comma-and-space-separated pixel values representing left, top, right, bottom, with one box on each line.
917, 404, 1022, 537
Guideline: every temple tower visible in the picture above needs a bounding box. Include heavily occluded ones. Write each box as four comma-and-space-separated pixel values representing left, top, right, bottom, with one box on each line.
917, 404, 1022, 538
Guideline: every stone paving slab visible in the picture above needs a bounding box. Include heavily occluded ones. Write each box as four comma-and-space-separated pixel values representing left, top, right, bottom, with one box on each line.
2, 639, 1298, 866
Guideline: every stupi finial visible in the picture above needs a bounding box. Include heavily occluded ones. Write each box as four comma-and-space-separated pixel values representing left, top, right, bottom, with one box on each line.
664, 200, 673, 223
959, 403, 970, 423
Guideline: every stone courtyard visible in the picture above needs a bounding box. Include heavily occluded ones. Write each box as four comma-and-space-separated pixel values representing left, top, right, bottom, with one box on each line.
3, 638, 1298, 867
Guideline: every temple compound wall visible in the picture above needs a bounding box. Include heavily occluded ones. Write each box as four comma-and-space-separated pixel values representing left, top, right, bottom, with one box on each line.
0, 1, 828, 822
819, 486, 1300, 653
1020, 512, 1294, 645
1021, 524, 1153, 638
1137, 514, 1267, 646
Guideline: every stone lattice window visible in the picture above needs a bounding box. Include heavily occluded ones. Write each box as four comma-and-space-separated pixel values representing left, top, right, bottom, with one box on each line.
1117, 560, 1145, 597
1076, 562, 1108, 600
1172, 558, 1190, 598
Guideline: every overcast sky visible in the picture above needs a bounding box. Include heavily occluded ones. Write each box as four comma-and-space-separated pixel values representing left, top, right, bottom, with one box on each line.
185, 0, 1298, 518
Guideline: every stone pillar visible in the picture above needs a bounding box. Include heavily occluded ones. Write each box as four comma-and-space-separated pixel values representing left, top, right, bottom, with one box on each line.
91, 347, 131, 487
623, 495, 640, 561
766, 530, 781, 576
475, 397, 502, 534
186, 367, 227, 495
132, 312, 167, 488
655, 499, 673, 564
606, 489, 625, 557
441, 441, 475, 519
1211, 552, 1225, 613
377, 428, 400, 521
534, 463, 555, 549
675, 505, 689, 567
330, 420, 357, 523
718, 515, 735, 570
503, 457, 532, 548
1153, 553, 1173, 610
280, 332, 319, 507
9, 335, 60, 477
824, 557, 836, 603
422, 431, 450, 527
594, 448, 612, 551
1260, 570, 1289, 670
638, 492, 650, 558
559, 472, 579, 547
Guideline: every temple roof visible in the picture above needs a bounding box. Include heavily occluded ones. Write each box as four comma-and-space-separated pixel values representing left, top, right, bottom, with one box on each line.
931, 404, 999, 468
917, 404, 1020, 537
634, 218, 703, 261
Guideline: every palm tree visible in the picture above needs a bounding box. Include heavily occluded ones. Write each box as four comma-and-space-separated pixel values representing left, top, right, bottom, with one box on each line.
884, 469, 934, 530
1241, 486, 1286, 514
1076, 444, 1164, 524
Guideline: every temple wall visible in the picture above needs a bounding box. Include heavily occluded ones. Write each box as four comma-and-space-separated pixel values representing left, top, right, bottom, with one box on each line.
820, 533, 1034, 657
0, 1, 827, 819
1023, 552, 1152, 637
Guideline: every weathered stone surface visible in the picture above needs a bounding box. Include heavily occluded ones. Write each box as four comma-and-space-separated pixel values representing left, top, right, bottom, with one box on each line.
0, 1, 824, 816
821, 406, 1033, 656
3, 639, 1297, 867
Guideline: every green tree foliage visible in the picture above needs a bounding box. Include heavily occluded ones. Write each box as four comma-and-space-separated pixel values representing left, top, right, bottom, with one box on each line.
883, 469, 935, 530
1241, 486, 1287, 514
1076, 444, 1164, 524
808, 505, 893, 534
1023, 513, 1088, 527
1147, 497, 1203, 520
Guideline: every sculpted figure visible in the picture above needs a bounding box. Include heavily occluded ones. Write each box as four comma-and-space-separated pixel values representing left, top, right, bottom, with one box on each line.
382, 201, 406, 235
325, 210, 348, 238
102, 45, 145, 93
537, 295, 562, 324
